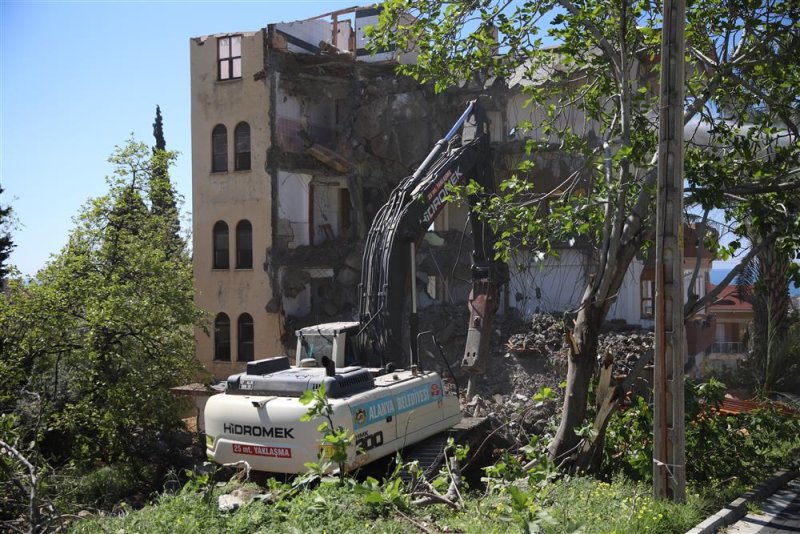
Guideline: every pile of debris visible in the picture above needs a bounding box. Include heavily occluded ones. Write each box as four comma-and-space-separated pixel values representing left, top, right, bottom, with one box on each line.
505, 313, 654, 376
505, 314, 567, 359
598, 331, 654, 377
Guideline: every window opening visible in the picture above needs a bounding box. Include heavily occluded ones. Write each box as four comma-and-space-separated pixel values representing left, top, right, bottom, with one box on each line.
213, 221, 229, 269
218, 35, 242, 80
339, 187, 352, 233
212, 124, 228, 172
237, 313, 254, 362
234, 122, 251, 171
641, 279, 655, 319
214, 313, 231, 361
236, 220, 252, 269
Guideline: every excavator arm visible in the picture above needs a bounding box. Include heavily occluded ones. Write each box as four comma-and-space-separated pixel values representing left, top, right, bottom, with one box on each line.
356, 100, 508, 383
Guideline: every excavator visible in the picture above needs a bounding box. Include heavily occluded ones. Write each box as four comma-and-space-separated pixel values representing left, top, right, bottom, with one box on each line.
204, 100, 507, 473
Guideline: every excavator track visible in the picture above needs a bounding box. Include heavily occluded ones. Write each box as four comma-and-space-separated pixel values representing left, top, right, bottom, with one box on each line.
400, 416, 488, 484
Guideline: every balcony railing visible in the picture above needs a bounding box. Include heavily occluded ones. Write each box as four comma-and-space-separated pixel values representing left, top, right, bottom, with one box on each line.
711, 341, 745, 354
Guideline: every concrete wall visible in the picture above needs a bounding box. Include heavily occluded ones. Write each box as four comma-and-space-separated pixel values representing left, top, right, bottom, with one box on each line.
191, 31, 284, 379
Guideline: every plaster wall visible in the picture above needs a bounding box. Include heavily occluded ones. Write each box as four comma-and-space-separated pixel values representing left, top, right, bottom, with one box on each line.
508, 248, 647, 326
190, 31, 284, 379
274, 20, 333, 53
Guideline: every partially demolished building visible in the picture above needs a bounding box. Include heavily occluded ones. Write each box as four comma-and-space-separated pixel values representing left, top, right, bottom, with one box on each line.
191, 8, 506, 377
190, 7, 714, 378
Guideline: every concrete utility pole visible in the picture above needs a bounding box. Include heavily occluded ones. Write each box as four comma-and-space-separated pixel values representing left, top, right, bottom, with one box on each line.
654, 0, 687, 501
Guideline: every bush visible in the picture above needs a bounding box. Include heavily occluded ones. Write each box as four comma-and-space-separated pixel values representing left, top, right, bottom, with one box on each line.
603, 378, 800, 486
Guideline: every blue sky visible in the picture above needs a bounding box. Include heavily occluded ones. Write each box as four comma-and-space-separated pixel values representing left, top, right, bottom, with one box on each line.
1, 0, 358, 276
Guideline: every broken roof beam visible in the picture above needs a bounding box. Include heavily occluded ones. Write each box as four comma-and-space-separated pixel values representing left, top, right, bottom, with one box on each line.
302, 5, 362, 21
307, 144, 352, 173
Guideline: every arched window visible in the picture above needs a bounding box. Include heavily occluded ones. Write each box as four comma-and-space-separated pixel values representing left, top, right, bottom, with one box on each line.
214, 313, 231, 361
213, 221, 229, 269
212, 124, 227, 172
237, 313, 254, 362
236, 220, 252, 269
234, 122, 251, 171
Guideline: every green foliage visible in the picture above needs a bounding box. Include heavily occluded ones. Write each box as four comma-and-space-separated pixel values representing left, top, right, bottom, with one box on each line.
299, 384, 354, 485
0, 139, 203, 525
73, 470, 718, 534
604, 379, 800, 485
538, 476, 709, 533
0, 184, 14, 280
152, 104, 166, 152
354, 474, 410, 511
68, 463, 157, 511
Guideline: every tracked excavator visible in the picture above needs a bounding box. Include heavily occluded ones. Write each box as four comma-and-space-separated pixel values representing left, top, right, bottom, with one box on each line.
205, 100, 508, 473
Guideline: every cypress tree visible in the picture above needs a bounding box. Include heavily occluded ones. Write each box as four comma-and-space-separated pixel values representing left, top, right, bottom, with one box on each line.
153, 105, 166, 152
148, 106, 182, 257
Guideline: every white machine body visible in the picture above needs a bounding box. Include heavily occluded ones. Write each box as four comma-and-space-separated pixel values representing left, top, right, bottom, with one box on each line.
205, 357, 461, 473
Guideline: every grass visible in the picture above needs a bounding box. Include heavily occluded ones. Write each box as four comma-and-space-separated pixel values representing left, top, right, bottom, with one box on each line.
69, 474, 725, 533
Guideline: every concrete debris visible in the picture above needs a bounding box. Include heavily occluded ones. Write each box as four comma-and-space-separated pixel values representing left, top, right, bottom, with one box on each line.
505, 314, 566, 358
505, 313, 654, 377
218, 487, 260, 512
599, 331, 655, 377
420, 310, 652, 448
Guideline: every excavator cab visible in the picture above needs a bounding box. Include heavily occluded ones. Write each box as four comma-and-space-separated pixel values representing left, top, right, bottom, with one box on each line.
294, 321, 360, 367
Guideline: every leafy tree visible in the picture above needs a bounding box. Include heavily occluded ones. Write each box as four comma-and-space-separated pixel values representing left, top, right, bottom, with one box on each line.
0, 140, 203, 525
148, 105, 183, 257
0, 185, 14, 281
372, 0, 800, 469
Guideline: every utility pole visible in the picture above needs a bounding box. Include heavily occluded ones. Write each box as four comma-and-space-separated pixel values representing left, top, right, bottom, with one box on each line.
654, 0, 687, 501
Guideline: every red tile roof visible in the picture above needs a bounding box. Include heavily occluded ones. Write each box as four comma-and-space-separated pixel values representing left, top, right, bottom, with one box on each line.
707, 284, 753, 312
718, 396, 800, 416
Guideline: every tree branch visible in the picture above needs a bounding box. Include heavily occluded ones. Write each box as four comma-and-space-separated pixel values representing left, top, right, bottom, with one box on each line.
686, 209, 710, 311
685, 175, 800, 203
0, 438, 41, 534
683, 231, 777, 317
556, 0, 621, 76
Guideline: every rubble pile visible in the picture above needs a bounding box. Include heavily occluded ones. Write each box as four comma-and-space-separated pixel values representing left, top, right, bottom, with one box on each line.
597, 331, 654, 377
413, 308, 564, 445
505, 314, 567, 358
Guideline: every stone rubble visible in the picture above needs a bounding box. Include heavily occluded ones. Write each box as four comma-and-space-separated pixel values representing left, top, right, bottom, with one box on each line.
418, 309, 653, 450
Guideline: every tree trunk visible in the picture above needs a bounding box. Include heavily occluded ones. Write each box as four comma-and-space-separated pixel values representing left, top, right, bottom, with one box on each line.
547, 211, 649, 470
548, 296, 603, 467
758, 239, 791, 394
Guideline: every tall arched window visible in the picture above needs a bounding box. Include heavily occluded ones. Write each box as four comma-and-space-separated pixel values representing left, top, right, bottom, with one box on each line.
234, 122, 251, 171
212, 124, 227, 172
237, 313, 254, 362
213, 221, 229, 269
236, 220, 252, 269
214, 313, 231, 361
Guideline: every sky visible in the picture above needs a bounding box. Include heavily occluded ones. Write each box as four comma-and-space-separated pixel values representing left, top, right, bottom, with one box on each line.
1, 0, 358, 277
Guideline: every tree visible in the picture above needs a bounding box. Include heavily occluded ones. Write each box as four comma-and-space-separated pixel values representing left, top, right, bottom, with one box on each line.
148, 105, 183, 257
372, 0, 800, 469
736, 241, 796, 394
0, 185, 14, 281
0, 140, 203, 526
152, 104, 166, 152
